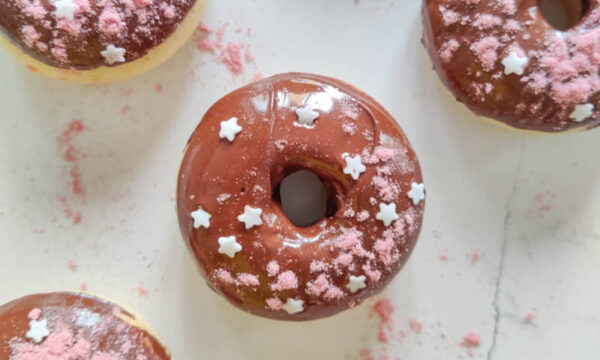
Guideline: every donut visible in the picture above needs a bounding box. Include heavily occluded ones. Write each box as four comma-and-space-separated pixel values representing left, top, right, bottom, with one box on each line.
0, 0, 207, 82
0, 292, 170, 359
422, 0, 600, 132
177, 72, 425, 320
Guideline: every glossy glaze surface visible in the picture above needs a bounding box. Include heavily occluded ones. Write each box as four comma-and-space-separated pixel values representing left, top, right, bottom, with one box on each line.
0, 292, 170, 359
177, 73, 425, 320
422, 0, 600, 132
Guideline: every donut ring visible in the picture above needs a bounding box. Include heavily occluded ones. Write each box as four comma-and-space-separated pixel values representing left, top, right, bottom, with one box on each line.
177, 73, 425, 320
422, 0, 600, 132
0, 0, 207, 82
0, 292, 170, 359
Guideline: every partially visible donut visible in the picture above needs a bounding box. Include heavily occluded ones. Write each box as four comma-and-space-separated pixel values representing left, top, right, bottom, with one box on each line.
177, 73, 425, 320
0, 292, 170, 359
0, 0, 207, 82
422, 0, 600, 132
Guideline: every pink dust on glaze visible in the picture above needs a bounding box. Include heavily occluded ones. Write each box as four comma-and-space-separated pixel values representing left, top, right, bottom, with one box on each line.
357, 210, 369, 222
373, 298, 394, 343
305, 274, 331, 297
98, 7, 125, 36
236, 273, 259, 287
266, 297, 282, 310
28, 308, 42, 320
270, 271, 298, 292
439, 5, 459, 26
310, 260, 328, 273
266, 260, 280, 277
470, 36, 500, 72
374, 147, 394, 162
214, 268, 235, 285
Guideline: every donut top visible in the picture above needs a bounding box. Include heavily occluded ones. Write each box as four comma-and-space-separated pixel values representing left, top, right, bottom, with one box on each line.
423, 0, 600, 132
0, 292, 170, 360
177, 73, 425, 320
0, 0, 196, 69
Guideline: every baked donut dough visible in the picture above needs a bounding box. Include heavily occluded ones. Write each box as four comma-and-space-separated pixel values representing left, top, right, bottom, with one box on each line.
0, 292, 171, 359
422, 0, 600, 132
177, 73, 425, 320
0, 0, 207, 82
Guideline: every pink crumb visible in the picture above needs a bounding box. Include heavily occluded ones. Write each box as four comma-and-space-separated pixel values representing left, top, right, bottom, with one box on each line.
244, 47, 255, 62
236, 273, 260, 287
409, 318, 423, 333
120, 105, 130, 115
461, 331, 481, 347
373, 298, 394, 343
266, 297, 282, 310
80, 282, 88, 291
252, 72, 263, 81
198, 23, 212, 33
28, 308, 42, 320
219, 42, 244, 75
471, 251, 481, 264
155, 84, 163, 93
439, 253, 449, 261
67, 260, 78, 271
524, 312, 535, 323
266, 260, 280, 277
137, 285, 150, 297
270, 271, 298, 292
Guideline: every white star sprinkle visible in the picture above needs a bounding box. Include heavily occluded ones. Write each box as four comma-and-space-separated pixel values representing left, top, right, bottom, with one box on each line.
54, 0, 77, 20
282, 298, 304, 314
191, 206, 211, 229
343, 154, 366, 180
346, 275, 367, 293
218, 236, 242, 258
376, 202, 398, 226
219, 117, 242, 142
569, 103, 594, 122
407, 182, 425, 205
501, 51, 528, 76
237, 205, 263, 230
26, 319, 49, 343
295, 106, 319, 126
100, 45, 126, 65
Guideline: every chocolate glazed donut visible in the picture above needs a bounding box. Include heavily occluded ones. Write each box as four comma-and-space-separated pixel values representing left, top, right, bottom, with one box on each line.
177, 73, 425, 320
422, 0, 600, 132
0, 292, 170, 359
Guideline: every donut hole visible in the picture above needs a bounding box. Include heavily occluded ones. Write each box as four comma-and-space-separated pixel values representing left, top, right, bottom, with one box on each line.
538, 0, 589, 30
273, 169, 338, 227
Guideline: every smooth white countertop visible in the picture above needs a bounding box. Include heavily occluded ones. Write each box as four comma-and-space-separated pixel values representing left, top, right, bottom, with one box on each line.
1, 0, 599, 359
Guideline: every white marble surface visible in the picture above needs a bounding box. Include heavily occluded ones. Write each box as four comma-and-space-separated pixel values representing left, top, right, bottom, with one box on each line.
0, 0, 599, 359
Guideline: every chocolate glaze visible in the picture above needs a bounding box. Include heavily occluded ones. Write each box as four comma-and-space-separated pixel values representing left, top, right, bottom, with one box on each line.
422, 0, 600, 132
177, 73, 425, 321
0, 292, 170, 359
0, 0, 196, 69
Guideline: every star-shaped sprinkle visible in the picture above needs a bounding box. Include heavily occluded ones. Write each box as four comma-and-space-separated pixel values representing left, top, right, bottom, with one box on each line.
407, 182, 425, 205
376, 202, 398, 226
343, 154, 366, 180
219, 117, 242, 142
26, 319, 49, 343
237, 205, 263, 230
282, 298, 304, 314
54, 0, 77, 20
100, 45, 126, 65
501, 51, 528, 76
218, 236, 242, 258
569, 103, 594, 122
295, 106, 319, 126
191, 206, 211, 229
346, 275, 367, 293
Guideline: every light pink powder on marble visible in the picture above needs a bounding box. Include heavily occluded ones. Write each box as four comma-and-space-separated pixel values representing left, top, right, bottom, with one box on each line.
270, 271, 298, 291
461, 331, 481, 347
266, 260, 280, 277
409, 318, 423, 333
197, 38, 216, 52
244, 47, 254, 62
220, 42, 244, 74
198, 23, 212, 33
373, 298, 394, 343
266, 297, 282, 310
470, 36, 500, 72
236, 273, 260, 287
214, 268, 235, 285
524, 312, 535, 323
